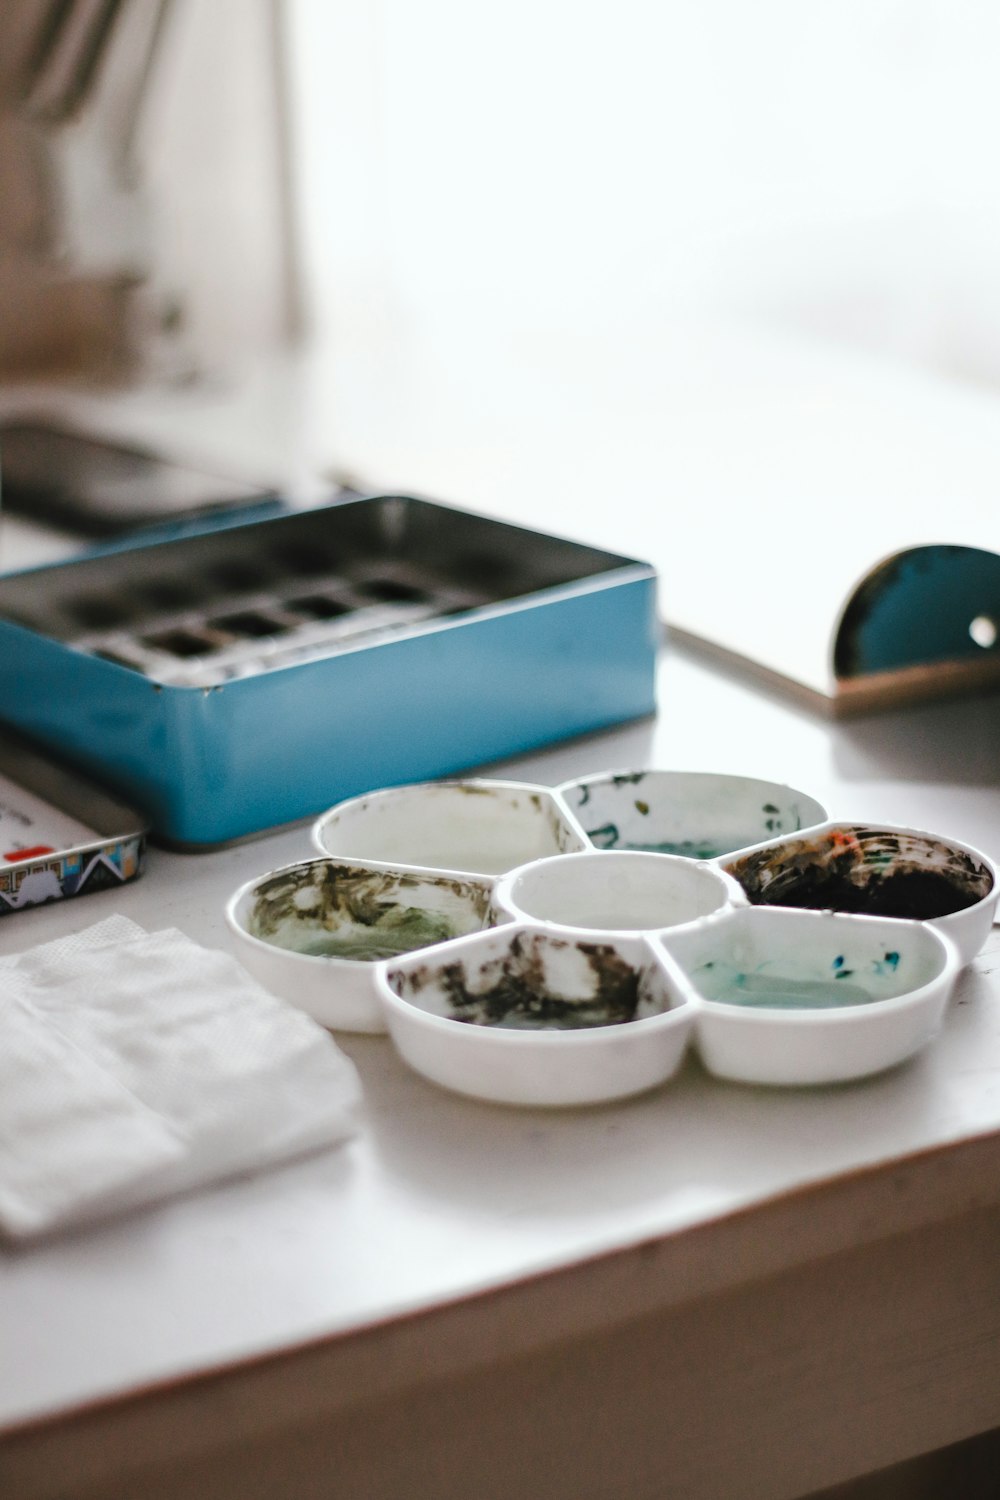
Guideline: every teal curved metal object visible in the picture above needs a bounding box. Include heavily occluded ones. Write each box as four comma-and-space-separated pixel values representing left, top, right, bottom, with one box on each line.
834, 544, 1000, 679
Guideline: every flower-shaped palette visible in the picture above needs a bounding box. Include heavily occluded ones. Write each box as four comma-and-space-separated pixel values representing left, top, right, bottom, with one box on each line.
226, 771, 997, 1103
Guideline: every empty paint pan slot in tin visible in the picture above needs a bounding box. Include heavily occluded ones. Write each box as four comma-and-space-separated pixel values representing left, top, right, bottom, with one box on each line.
207, 610, 289, 639
353, 578, 431, 605
285, 594, 353, 620
141, 627, 228, 658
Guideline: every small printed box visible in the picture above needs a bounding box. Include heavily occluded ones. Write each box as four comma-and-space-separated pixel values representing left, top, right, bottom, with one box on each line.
0, 495, 658, 846
0, 729, 147, 916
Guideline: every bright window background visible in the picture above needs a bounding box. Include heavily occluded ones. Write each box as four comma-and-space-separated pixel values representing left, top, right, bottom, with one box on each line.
288, 0, 1000, 386
281, 0, 1000, 705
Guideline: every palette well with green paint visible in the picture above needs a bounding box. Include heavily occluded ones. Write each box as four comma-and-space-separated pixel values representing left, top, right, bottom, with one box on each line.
226, 769, 998, 1102
226, 858, 494, 1034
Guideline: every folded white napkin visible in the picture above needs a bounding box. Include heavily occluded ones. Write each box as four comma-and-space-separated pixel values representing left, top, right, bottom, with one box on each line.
0, 915, 361, 1240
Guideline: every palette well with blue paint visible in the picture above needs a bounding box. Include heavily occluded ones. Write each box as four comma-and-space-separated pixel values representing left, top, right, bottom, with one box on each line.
226, 768, 998, 1103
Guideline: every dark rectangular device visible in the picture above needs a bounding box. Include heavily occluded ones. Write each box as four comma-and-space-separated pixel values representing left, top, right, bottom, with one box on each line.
0, 418, 275, 535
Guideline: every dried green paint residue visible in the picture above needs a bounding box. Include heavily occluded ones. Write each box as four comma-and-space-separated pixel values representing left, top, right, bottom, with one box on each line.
289, 907, 459, 962
248, 864, 485, 963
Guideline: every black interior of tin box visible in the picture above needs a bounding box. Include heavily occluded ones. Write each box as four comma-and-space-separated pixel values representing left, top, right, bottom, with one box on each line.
0, 495, 644, 686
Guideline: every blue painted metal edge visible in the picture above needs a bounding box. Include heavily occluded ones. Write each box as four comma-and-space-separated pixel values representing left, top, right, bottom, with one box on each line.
0, 568, 658, 846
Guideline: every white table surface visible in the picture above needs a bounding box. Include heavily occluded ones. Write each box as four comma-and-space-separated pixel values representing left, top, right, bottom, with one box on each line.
3, 338, 1000, 1500
3, 639, 1000, 1437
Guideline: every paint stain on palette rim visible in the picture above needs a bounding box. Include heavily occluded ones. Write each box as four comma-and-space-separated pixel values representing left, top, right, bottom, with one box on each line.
587, 828, 756, 860
726, 827, 993, 921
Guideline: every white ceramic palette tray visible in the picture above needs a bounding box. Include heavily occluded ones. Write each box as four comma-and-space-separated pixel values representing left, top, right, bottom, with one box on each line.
225, 771, 999, 1105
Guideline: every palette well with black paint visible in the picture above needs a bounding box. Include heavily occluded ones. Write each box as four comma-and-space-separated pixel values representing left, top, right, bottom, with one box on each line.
723, 822, 996, 964
381, 926, 694, 1107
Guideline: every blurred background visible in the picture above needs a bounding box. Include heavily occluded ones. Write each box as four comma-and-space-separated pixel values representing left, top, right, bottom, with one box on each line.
5, 2, 1000, 400
3, 0, 1000, 689
294, 0, 1000, 386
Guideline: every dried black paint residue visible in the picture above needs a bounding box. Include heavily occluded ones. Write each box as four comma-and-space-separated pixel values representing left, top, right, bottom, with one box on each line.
747, 867, 975, 919
433, 933, 643, 1029
727, 827, 991, 921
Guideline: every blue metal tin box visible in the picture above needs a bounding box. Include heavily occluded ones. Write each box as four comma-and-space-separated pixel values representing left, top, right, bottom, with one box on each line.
0, 495, 658, 847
